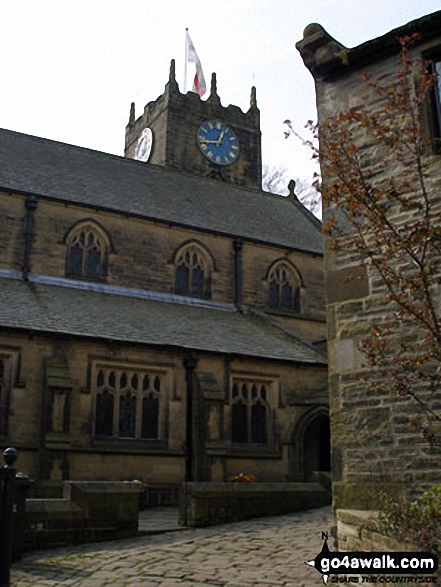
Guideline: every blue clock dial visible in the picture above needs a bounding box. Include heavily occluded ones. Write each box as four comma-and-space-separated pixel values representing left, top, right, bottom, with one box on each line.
196, 121, 240, 166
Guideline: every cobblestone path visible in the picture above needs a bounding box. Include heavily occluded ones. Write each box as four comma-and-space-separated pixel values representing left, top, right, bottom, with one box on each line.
11, 506, 332, 587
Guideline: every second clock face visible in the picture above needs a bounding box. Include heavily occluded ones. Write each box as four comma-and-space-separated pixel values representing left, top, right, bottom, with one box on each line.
134, 128, 153, 162
196, 121, 240, 166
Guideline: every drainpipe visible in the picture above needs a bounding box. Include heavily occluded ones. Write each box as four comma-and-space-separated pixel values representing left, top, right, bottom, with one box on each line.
22, 195, 37, 281
183, 353, 199, 483
233, 238, 243, 307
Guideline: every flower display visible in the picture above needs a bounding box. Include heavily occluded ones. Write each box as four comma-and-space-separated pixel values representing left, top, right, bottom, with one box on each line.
226, 472, 256, 483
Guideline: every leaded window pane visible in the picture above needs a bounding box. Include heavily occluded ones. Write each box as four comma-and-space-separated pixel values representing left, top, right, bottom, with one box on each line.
86, 248, 101, 278
192, 266, 204, 297
176, 264, 189, 295
94, 367, 164, 441
97, 370, 105, 388
251, 403, 267, 444
66, 225, 107, 281
95, 391, 114, 436
232, 402, 248, 443
119, 393, 136, 437
281, 283, 293, 309
68, 245, 84, 276
141, 395, 159, 439
269, 281, 279, 307
268, 263, 301, 311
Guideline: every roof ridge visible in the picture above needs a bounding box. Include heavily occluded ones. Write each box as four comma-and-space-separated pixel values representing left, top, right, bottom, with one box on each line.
0, 277, 327, 364
248, 308, 328, 363
0, 127, 323, 254
0, 126, 318, 208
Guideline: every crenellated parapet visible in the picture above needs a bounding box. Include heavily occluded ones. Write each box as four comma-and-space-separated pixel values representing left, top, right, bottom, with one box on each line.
125, 60, 262, 189
297, 11, 441, 81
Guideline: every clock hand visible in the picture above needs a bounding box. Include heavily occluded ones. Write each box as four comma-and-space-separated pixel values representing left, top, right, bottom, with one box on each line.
199, 138, 219, 144
216, 129, 226, 145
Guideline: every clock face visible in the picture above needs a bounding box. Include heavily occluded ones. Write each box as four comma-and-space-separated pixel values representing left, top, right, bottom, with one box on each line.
134, 128, 153, 162
196, 121, 240, 166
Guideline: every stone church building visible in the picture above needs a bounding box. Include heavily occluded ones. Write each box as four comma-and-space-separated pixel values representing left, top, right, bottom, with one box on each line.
0, 62, 328, 495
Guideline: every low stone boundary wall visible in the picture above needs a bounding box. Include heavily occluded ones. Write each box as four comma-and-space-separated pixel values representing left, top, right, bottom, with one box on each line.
179, 482, 331, 527
24, 481, 140, 551
336, 509, 439, 582
336, 509, 422, 552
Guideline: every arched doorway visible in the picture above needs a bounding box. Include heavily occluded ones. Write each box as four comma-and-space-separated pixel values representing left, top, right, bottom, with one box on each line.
303, 414, 330, 480
290, 406, 331, 482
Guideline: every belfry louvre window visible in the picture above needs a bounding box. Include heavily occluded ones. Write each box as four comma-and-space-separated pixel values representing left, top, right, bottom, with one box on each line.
65, 222, 109, 280
231, 379, 270, 444
94, 365, 164, 440
174, 243, 212, 298
268, 262, 300, 311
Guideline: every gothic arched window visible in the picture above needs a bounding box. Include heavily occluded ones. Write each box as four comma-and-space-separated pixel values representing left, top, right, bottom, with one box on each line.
174, 243, 213, 299
65, 221, 110, 281
268, 262, 301, 312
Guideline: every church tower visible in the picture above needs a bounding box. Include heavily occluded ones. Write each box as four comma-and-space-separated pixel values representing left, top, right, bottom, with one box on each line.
125, 60, 262, 190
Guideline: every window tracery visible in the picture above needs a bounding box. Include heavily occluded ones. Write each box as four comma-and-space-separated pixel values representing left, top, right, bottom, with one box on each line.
65, 222, 110, 280
94, 365, 164, 440
231, 379, 270, 444
267, 261, 301, 312
174, 243, 212, 298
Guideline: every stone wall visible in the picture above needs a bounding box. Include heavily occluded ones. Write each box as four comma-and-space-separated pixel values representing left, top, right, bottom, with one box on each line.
24, 481, 140, 551
0, 191, 325, 339
297, 11, 441, 518
1, 327, 328, 489
336, 510, 439, 583
179, 482, 331, 527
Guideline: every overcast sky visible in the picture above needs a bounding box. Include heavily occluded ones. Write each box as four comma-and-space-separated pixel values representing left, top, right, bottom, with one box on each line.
1, 1, 440, 191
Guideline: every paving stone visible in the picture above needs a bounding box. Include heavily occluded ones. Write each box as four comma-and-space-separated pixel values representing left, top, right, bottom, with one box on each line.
10, 506, 332, 587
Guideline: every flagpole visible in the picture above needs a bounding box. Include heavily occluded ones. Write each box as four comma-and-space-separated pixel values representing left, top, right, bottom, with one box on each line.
184, 28, 188, 93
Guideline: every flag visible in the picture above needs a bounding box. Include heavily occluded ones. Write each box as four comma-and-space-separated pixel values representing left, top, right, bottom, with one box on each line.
186, 30, 206, 97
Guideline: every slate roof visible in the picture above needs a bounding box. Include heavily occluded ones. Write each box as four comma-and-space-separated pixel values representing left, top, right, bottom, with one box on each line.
0, 276, 326, 365
0, 128, 322, 254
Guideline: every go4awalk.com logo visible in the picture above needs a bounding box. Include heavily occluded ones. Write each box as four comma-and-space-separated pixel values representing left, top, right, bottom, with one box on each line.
306, 534, 438, 584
